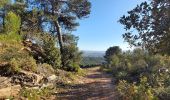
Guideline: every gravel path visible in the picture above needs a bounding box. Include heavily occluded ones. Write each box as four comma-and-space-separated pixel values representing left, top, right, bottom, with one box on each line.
56, 67, 117, 100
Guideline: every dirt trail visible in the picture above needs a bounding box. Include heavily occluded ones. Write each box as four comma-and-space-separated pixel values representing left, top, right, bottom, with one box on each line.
56, 67, 117, 100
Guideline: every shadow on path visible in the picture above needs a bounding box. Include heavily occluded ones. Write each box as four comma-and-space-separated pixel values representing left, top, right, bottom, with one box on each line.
55, 67, 117, 100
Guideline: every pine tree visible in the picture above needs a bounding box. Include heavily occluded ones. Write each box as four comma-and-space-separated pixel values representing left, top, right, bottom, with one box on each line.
119, 0, 170, 55
36, 0, 91, 67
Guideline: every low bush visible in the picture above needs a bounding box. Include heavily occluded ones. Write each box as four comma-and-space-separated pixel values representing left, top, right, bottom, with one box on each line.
62, 45, 82, 72
21, 87, 52, 100
37, 63, 55, 76
9, 57, 37, 72
117, 77, 157, 100
41, 33, 61, 69
104, 47, 170, 99
0, 40, 37, 73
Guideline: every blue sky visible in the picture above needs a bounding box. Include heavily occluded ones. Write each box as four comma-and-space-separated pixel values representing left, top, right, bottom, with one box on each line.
73, 0, 145, 51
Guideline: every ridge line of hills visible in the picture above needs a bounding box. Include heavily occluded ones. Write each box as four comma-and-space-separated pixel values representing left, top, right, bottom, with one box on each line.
81, 50, 105, 57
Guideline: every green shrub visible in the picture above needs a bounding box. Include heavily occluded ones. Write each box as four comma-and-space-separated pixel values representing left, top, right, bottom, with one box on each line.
5, 11, 21, 34
9, 57, 37, 72
0, 33, 21, 43
104, 46, 122, 63
41, 63, 54, 72
0, 41, 37, 73
116, 71, 128, 80
104, 47, 170, 99
117, 80, 137, 100
42, 34, 61, 68
0, 42, 27, 62
37, 63, 55, 76
0, 0, 8, 7
62, 45, 82, 72
9, 58, 20, 72
30, 33, 61, 69
0, 11, 22, 42
110, 55, 120, 68
19, 57, 37, 72
117, 77, 157, 100
69, 62, 80, 72
156, 86, 170, 100
21, 87, 52, 100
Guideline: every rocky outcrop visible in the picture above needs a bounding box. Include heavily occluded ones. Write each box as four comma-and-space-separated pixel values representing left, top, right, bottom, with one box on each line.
0, 77, 21, 98
0, 62, 58, 99
0, 85, 21, 98
12, 70, 44, 86
0, 77, 11, 89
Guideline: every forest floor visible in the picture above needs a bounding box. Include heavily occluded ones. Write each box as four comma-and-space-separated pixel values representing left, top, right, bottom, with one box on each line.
55, 67, 117, 100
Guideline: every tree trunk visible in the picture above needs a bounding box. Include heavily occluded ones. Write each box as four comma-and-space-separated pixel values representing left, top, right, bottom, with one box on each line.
54, 20, 65, 67
54, 20, 63, 53
18, 19, 22, 35
2, 9, 5, 32
51, 2, 65, 67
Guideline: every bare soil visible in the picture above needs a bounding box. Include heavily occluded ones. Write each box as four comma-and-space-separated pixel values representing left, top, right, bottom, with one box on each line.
56, 67, 117, 100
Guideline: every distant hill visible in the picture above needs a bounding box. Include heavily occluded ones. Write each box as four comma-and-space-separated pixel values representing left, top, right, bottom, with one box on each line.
81, 51, 105, 67
82, 50, 105, 57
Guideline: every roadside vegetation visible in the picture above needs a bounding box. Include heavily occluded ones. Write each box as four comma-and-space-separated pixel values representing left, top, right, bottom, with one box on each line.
0, 0, 91, 99
0, 0, 169, 100
103, 47, 170, 99
103, 0, 170, 100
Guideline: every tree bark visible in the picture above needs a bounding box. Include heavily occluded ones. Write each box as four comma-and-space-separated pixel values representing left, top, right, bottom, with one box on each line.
51, 2, 65, 67
18, 18, 22, 35
2, 9, 5, 32
54, 20, 63, 54
54, 20, 65, 67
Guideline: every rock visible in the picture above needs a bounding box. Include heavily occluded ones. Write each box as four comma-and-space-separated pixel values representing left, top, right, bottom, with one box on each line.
47, 75, 57, 82
37, 64, 55, 77
0, 77, 11, 89
12, 70, 44, 87
67, 81, 71, 83
0, 85, 21, 99
41, 83, 54, 89
159, 67, 169, 73
21, 70, 43, 84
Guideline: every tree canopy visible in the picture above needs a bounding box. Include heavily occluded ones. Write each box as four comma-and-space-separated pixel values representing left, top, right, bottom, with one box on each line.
0, 0, 91, 69
104, 46, 122, 63
119, 0, 170, 55
0, 0, 91, 72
